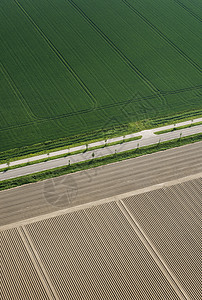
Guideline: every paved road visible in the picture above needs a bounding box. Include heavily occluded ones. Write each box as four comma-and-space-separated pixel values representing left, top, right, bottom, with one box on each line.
0, 117, 201, 170
0, 142, 201, 227
0, 123, 201, 181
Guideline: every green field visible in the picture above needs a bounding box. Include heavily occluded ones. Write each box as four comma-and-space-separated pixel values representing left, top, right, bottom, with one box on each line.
0, 0, 202, 153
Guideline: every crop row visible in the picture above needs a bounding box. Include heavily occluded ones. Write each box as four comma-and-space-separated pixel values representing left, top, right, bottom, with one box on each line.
123, 178, 201, 299
1, 0, 201, 152
2, 178, 200, 298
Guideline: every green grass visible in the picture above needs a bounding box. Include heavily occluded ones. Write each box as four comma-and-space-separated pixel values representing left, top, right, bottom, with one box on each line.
0, 135, 142, 171
1, 0, 201, 154
0, 110, 201, 164
0, 133, 201, 191
155, 121, 202, 135
109, 135, 142, 145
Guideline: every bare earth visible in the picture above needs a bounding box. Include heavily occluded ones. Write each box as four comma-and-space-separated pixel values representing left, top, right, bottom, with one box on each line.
0, 142, 201, 227
1, 142, 201, 299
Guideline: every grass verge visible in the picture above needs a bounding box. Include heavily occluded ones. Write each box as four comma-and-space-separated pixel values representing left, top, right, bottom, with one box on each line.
1, 110, 201, 163
0, 135, 142, 172
0, 133, 201, 191
155, 121, 202, 135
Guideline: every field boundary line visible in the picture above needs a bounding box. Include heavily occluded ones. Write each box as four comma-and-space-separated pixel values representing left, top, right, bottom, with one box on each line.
0, 107, 201, 133
66, 0, 167, 106
122, 0, 201, 72
18, 226, 59, 300
14, 0, 97, 110
49, 0, 132, 102
117, 200, 189, 299
0, 84, 201, 133
97, 85, 202, 110
0, 63, 37, 121
1, 172, 201, 232
160, 85, 202, 95
174, 0, 202, 22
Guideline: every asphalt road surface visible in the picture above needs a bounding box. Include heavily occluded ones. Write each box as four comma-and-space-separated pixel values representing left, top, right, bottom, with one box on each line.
0, 142, 201, 227
0, 124, 201, 181
1, 117, 201, 170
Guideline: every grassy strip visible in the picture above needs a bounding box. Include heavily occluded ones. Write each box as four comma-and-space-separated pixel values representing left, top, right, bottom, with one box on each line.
155, 121, 202, 135
0, 136, 142, 172
0, 149, 84, 172
149, 109, 202, 127
0, 128, 142, 164
0, 133, 201, 191
103, 135, 141, 147
1, 110, 201, 163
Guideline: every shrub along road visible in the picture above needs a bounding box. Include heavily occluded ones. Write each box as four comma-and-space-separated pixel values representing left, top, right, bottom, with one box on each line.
0, 117, 201, 169
0, 120, 201, 181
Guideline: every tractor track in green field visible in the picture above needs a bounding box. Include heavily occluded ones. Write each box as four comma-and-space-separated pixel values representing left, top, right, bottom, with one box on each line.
14, 0, 98, 110
174, 0, 202, 23
160, 85, 202, 95
5, 0, 201, 129
0, 63, 37, 121
1, 0, 201, 153
66, 0, 168, 108
122, 0, 201, 72
0, 85, 201, 132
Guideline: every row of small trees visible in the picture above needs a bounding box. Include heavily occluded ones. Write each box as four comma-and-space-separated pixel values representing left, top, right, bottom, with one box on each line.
5, 123, 188, 168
